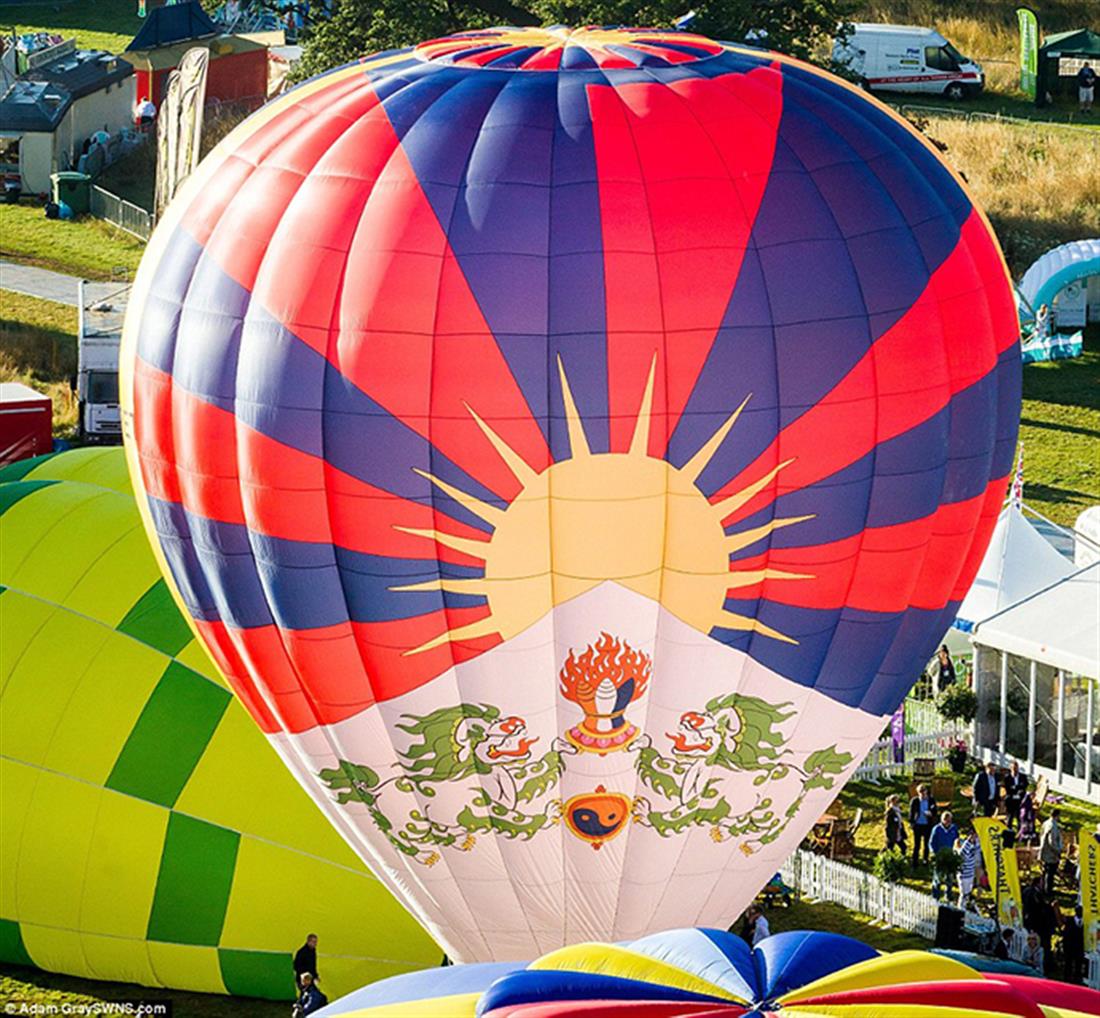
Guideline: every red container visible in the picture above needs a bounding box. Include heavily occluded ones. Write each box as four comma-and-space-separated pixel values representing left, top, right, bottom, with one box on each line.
0, 383, 52, 466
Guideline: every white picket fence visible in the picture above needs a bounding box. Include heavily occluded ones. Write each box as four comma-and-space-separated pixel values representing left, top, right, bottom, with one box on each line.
853, 727, 963, 782
1090, 952, 1100, 990
780, 849, 977, 939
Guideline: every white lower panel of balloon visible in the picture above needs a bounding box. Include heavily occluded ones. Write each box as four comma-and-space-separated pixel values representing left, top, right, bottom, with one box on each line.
274, 581, 887, 963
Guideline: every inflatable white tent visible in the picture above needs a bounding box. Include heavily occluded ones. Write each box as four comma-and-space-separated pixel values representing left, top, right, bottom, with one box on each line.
1018, 237, 1100, 325
954, 505, 1075, 632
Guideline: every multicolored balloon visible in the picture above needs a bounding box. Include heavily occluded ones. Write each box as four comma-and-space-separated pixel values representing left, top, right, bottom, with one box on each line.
0, 450, 439, 999
122, 26, 1020, 961
319, 928, 1100, 1017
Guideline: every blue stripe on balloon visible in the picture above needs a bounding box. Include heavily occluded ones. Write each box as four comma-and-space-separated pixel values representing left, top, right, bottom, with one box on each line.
377, 64, 612, 460
135, 227, 507, 534
670, 59, 972, 487
145, 496, 487, 631
628, 928, 757, 1002
754, 931, 877, 1002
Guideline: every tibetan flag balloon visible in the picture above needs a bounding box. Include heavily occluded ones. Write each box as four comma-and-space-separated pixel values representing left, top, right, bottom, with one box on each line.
122, 27, 1020, 962
319, 929, 1100, 1018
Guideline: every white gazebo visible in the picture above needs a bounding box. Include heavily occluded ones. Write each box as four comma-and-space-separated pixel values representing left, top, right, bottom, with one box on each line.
971, 562, 1100, 797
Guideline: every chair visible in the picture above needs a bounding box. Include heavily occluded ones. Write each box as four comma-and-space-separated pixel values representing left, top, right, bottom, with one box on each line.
1015, 844, 1039, 878
913, 757, 936, 780
1033, 774, 1049, 811
831, 820, 855, 862
932, 776, 955, 811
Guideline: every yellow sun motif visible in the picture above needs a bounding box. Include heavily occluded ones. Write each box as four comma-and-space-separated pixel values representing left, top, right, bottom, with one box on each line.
392, 358, 814, 653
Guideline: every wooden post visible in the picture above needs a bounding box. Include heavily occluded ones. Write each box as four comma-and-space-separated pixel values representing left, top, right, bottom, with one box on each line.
999, 652, 1008, 760
1055, 669, 1066, 780
1027, 661, 1037, 769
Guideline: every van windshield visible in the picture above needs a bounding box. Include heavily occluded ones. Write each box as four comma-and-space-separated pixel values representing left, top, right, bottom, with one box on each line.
943, 42, 968, 65
924, 45, 960, 71
88, 371, 119, 404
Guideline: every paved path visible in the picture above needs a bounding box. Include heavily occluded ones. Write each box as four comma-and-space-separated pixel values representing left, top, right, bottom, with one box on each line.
1, 260, 128, 308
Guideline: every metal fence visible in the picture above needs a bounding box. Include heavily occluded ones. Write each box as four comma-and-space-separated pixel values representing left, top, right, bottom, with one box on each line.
894, 102, 1100, 135
90, 185, 153, 241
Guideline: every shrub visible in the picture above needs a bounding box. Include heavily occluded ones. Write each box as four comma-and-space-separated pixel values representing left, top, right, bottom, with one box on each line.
873, 849, 909, 883
936, 684, 978, 724
933, 847, 961, 881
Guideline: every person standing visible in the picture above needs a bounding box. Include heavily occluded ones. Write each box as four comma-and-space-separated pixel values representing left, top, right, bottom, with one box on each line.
1022, 931, 1044, 973
929, 810, 960, 899
751, 906, 771, 946
1078, 62, 1096, 113
1038, 809, 1063, 894
1063, 905, 1085, 983
928, 645, 956, 694
909, 785, 938, 867
1003, 762, 1027, 830
884, 794, 907, 853
955, 828, 981, 909
972, 762, 1000, 818
293, 972, 328, 1017
293, 933, 319, 992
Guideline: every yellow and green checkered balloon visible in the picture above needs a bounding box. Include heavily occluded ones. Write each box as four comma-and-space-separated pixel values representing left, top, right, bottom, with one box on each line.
0, 449, 440, 1000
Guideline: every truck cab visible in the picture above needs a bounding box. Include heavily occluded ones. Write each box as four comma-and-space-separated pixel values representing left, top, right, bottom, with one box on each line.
835, 24, 984, 100
77, 280, 128, 444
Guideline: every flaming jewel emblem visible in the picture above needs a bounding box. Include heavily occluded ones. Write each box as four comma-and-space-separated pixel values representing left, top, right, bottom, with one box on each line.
559, 633, 650, 753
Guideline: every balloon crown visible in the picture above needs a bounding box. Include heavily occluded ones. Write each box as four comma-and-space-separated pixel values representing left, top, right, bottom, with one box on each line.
413, 26, 726, 70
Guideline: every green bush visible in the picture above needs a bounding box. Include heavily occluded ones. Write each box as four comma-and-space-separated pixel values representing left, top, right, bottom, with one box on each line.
872, 849, 910, 883
933, 847, 961, 881
936, 684, 978, 724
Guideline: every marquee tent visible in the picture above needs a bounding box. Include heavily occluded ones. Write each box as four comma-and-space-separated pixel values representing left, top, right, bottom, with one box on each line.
1019, 238, 1100, 317
955, 505, 1076, 632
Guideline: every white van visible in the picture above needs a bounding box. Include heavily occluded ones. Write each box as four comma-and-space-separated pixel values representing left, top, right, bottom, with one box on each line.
834, 24, 984, 100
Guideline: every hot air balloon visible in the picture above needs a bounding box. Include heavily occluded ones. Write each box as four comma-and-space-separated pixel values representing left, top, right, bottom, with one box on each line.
121, 27, 1020, 961
0, 450, 439, 998
318, 928, 1100, 1017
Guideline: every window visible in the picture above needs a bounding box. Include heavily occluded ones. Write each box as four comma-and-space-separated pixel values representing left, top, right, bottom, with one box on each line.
943, 42, 967, 66
924, 46, 959, 72
87, 371, 119, 404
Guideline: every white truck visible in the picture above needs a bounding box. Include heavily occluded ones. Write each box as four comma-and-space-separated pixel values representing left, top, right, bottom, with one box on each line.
77, 280, 129, 444
834, 24, 984, 101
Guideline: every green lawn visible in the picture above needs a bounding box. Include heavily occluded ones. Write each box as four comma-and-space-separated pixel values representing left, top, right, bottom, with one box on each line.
1018, 326, 1099, 527
3, 0, 143, 54
766, 898, 932, 952
0, 203, 145, 280
894, 92, 1100, 131
0, 966, 285, 1018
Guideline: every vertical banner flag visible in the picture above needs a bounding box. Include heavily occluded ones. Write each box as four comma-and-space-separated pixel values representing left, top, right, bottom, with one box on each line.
154, 47, 209, 217
1016, 8, 1039, 100
891, 703, 906, 763
1084, 828, 1100, 953
1011, 445, 1024, 508
975, 818, 1024, 928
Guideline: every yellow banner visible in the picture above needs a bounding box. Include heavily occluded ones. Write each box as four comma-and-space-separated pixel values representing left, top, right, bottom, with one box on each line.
1083, 828, 1100, 953
974, 817, 1024, 928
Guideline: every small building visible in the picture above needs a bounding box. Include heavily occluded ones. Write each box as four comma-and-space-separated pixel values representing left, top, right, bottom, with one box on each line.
125, 1, 271, 107
0, 383, 52, 465
0, 40, 134, 195
1037, 28, 1100, 105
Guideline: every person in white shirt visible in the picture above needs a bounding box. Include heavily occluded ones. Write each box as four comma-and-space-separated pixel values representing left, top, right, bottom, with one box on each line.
751, 906, 770, 945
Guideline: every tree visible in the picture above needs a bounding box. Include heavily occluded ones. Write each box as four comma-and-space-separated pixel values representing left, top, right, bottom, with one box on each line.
293, 0, 856, 82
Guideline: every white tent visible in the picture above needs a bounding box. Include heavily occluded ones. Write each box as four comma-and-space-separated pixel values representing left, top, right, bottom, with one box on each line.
954, 505, 1075, 632
972, 562, 1100, 679
1018, 237, 1100, 315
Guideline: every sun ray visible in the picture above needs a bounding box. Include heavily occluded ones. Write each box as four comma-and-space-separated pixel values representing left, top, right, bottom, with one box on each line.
711, 458, 796, 522
712, 608, 798, 645
628, 355, 658, 457
393, 526, 491, 562
556, 355, 591, 459
389, 577, 493, 595
724, 514, 815, 556
464, 402, 539, 487
412, 467, 504, 527
725, 567, 813, 589
683, 394, 751, 482
403, 615, 501, 656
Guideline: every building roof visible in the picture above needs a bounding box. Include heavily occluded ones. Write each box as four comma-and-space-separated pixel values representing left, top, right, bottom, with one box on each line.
126, 1, 218, 51
1040, 28, 1100, 58
126, 31, 268, 72
0, 79, 71, 132
972, 562, 1100, 679
23, 49, 133, 102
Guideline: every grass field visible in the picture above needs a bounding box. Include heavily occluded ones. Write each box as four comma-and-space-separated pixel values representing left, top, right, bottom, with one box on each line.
0, 291, 78, 436
0, 204, 145, 280
3, 0, 143, 54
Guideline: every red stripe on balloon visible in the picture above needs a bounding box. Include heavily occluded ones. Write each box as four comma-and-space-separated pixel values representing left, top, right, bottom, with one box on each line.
192, 619, 282, 733
787, 978, 1043, 1017
482, 1003, 747, 1017
727, 474, 1008, 612
591, 64, 783, 456
712, 211, 1016, 524
133, 358, 492, 566
994, 975, 1100, 1015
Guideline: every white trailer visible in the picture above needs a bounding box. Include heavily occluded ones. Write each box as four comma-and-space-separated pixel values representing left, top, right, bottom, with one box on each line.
77, 279, 129, 443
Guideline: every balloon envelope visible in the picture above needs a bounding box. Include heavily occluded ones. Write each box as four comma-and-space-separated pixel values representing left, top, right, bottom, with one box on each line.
122, 27, 1020, 961
0, 451, 439, 998
319, 928, 1100, 1017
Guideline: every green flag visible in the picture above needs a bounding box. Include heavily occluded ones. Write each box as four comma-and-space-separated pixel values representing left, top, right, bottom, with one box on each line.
1016, 7, 1039, 99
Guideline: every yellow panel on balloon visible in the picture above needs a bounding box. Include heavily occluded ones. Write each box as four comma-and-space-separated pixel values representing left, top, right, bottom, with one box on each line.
221, 837, 433, 996
79, 932, 159, 988
146, 941, 226, 994
19, 924, 95, 980
0, 760, 35, 919
16, 769, 99, 929
80, 791, 167, 938
174, 638, 223, 686
778, 951, 980, 1004
66, 525, 164, 628
174, 705, 352, 861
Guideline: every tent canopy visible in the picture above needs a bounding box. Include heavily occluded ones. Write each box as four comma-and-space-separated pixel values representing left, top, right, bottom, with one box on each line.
126, 0, 217, 51
955, 506, 1075, 631
1018, 238, 1100, 317
1040, 28, 1100, 58
972, 562, 1100, 678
